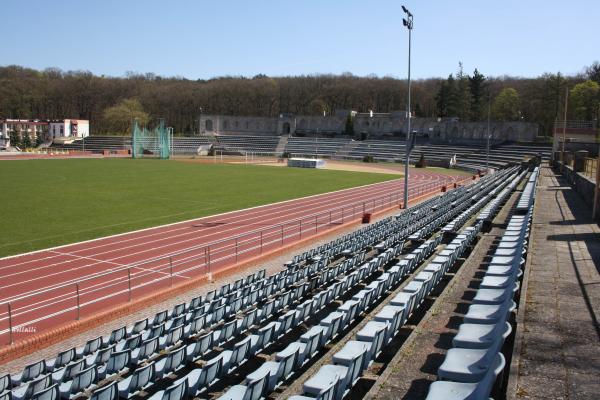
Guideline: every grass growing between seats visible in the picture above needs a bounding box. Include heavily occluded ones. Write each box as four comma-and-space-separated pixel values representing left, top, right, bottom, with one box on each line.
0, 158, 397, 257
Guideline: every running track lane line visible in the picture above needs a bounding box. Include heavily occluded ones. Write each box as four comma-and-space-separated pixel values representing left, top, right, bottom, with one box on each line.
0, 175, 463, 339
0, 175, 456, 300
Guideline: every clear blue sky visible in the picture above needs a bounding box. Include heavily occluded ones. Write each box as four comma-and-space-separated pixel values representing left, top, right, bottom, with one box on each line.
2, 0, 598, 80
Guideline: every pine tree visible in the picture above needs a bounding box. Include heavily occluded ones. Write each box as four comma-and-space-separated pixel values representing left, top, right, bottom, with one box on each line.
455, 62, 472, 121
469, 68, 486, 121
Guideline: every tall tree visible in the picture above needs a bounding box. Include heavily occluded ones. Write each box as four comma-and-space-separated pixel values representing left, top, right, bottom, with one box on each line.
492, 88, 521, 121
469, 68, 486, 121
570, 80, 600, 120
435, 75, 455, 117
454, 63, 472, 120
102, 98, 150, 133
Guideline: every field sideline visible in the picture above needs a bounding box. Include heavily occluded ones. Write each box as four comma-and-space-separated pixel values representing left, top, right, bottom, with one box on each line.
0, 158, 399, 258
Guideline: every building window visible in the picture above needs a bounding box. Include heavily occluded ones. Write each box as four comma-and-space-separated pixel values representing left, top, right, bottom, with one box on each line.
60, 127, 63, 134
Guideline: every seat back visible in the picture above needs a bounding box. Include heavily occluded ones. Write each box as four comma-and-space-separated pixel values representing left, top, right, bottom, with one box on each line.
233, 338, 251, 368
153, 311, 168, 326
166, 325, 184, 346
189, 295, 202, 310
107, 350, 130, 374
53, 348, 75, 369
108, 327, 126, 344
204, 356, 222, 387
149, 323, 165, 340
62, 359, 85, 382
172, 303, 186, 317
24, 375, 51, 399
280, 347, 299, 380
123, 334, 141, 351
189, 314, 206, 335
161, 380, 188, 400
222, 320, 237, 343
21, 360, 46, 382
245, 371, 269, 400
316, 380, 337, 400
0, 373, 10, 393
306, 330, 323, 358
166, 347, 185, 372
348, 353, 365, 386
90, 381, 118, 400
70, 366, 97, 394
30, 384, 58, 400
129, 363, 154, 392
139, 337, 158, 361
170, 316, 186, 329
83, 337, 103, 356
94, 345, 115, 365
0, 391, 11, 400
130, 319, 148, 335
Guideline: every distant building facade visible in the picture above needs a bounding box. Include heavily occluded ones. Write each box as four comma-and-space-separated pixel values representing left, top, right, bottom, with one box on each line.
0, 118, 89, 148
198, 111, 538, 143
48, 119, 90, 139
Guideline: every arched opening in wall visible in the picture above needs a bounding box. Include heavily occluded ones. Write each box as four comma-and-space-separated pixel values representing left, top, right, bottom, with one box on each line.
298, 119, 307, 129
205, 120, 213, 131
282, 122, 291, 134
451, 126, 459, 138
506, 127, 515, 141
223, 120, 229, 130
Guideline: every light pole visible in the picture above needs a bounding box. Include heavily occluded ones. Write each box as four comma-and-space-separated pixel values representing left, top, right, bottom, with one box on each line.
561, 88, 568, 165
402, 5, 413, 209
486, 93, 491, 171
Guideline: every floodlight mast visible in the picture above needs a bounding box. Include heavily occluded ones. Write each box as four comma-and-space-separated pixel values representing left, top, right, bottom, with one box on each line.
402, 6, 413, 209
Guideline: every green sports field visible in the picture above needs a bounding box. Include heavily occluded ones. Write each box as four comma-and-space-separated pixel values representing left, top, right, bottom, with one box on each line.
0, 158, 398, 258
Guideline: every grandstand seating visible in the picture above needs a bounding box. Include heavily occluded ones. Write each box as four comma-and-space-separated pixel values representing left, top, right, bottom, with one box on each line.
214, 135, 279, 155
425, 167, 539, 400
47, 133, 551, 172
0, 164, 539, 400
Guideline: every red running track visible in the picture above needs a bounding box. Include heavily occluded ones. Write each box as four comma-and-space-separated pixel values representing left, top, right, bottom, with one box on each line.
0, 171, 462, 344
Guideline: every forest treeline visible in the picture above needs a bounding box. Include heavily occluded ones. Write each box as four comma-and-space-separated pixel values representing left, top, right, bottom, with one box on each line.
0, 62, 598, 136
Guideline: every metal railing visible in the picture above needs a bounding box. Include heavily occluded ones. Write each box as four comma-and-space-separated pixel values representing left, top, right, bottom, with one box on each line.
0, 175, 466, 345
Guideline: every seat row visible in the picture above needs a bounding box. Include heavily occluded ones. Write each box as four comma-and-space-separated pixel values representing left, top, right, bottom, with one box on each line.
175, 242, 405, 400
515, 167, 539, 214
426, 179, 537, 400
89, 239, 388, 400
1, 166, 520, 400
444, 169, 524, 233
477, 171, 526, 222
291, 225, 482, 400
222, 236, 440, 400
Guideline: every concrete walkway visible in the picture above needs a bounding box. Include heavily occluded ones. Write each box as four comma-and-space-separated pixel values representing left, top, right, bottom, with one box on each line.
512, 166, 600, 400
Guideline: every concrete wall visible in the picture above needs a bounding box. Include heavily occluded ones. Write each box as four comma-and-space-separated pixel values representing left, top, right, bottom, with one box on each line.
552, 160, 597, 208
199, 112, 538, 143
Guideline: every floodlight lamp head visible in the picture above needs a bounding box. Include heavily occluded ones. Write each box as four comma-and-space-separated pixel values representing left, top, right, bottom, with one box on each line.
402, 5, 408, 13
403, 18, 408, 26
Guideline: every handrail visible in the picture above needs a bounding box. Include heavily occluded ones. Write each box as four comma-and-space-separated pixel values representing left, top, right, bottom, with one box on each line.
0, 175, 467, 344
0, 177, 455, 305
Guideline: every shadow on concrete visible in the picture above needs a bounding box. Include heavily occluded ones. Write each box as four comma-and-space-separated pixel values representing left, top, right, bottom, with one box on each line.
545, 173, 600, 342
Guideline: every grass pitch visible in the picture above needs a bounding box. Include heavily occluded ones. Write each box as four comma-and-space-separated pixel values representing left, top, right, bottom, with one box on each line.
0, 158, 398, 257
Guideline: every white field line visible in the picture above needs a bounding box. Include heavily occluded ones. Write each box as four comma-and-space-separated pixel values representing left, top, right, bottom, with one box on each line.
0, 179, 410, 297
0, 177, 409, 265
0, 176, 462, 333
